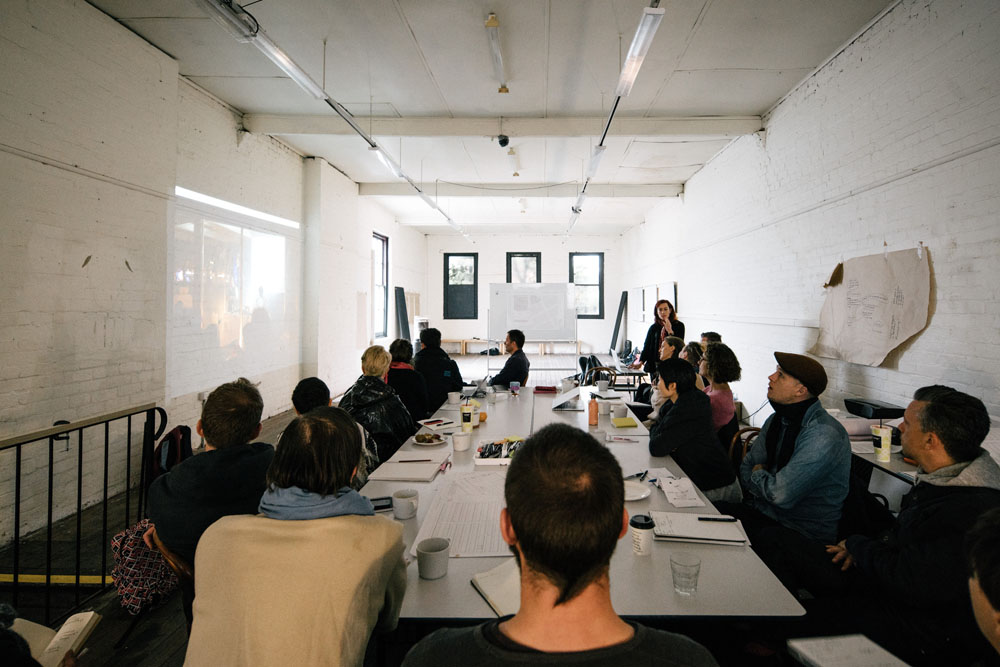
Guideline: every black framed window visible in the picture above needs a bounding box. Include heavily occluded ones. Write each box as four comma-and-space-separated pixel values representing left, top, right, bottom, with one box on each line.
372, 233, 388, 337
444, 253, 478, 319
506, 252, 541, 283
569, 252, 604, 319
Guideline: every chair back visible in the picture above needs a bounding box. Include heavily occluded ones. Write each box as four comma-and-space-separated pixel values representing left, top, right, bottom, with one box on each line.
151, 526, 195, 633
583, 367, 618, 386
728, 427, 761, 471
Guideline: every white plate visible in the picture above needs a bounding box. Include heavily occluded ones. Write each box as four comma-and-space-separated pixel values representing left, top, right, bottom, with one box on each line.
410, 434, 449, 447
624, 480, 651, 502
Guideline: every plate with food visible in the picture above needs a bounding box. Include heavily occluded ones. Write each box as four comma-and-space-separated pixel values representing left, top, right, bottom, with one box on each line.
411, 432, 448, 446
474, 436, 525, 465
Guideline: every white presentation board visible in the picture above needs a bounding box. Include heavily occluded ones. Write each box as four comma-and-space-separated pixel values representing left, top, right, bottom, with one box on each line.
488, 283, 578, 342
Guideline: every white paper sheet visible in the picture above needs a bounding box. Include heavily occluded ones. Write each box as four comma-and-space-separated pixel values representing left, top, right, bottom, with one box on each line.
658, 476, 706, 508
410, 471, 510, 558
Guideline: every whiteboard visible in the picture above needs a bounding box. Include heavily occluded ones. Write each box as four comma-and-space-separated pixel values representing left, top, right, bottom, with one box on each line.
489, 283, 578, 342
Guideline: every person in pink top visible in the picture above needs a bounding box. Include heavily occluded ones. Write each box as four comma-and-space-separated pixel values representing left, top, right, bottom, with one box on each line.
700, 343, 742, 432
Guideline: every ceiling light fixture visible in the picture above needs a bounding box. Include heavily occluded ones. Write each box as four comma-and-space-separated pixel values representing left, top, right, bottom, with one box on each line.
507, 147, 520, 177
485, 13, 509, 93
615, 7, 666, 97
369, 146, 404, 179
584, 145, 606, 181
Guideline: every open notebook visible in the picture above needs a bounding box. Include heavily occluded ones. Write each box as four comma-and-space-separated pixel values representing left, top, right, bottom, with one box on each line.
649, 511, 748, 546
471, 558, 521, 617
368, 449, 450, 483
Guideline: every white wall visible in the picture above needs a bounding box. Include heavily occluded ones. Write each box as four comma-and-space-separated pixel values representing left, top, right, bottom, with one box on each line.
621, 0, 1000, 425
424, 234, 623, 354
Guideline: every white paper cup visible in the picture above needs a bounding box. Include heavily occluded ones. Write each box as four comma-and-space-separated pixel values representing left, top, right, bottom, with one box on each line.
629, 514, 654, 556
452, 432, 472, 452
670, 553, 701, 595
613, 404, 627, 418
598, 400, 611, 415
416, 537, 451, 580
597, 380, 609, 392
392, 489, 419, 520
447, 391, 461, 404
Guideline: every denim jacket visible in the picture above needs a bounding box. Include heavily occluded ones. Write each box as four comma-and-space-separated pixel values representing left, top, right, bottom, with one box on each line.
740, 401, 850, 542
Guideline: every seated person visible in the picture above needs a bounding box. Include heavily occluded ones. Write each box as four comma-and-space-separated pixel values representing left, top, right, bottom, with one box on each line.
680, 340, 707, 390
413, 327, 463, 412
489, 329, 530, 388
649, 359, 742, 504
386, 338, 430, 422
700, 342, 741, 432
700, 331, 722, 345
339, 345, 416, 462
402, 424, 718, 667
718, 352, 849, 544
967, 507, 1000, 657
775, 386, 1000, 665
632, 335, 684, 423
147, 377, 273, 564
184, 406, 406, 666
291, 376, 377, 488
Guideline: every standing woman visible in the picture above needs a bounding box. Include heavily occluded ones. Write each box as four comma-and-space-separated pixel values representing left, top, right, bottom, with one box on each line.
633, 300, 686, 374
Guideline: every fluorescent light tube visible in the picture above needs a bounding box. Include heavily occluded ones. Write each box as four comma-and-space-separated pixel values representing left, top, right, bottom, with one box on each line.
585, 145, 606, 181
572, 192, 586, 214
615, 7, 665, 97
507, 147, 520, 177
190, 0, 255, 41
370, 146, 404, 179
253, 32, 327, 100
567, 211, 580, 232
485, 13, 509, 93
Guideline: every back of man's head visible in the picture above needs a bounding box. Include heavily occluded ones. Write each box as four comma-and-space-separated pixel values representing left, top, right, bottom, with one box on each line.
508, 329, 526, 349
504, 424, 624, 605
291, 377, 330, 414
420, 327, 442, 349
966, 507, 1000, 653
201, 377, 264, 449
268, 407, 361, 495
913, 385, 990, 462
700, 331, 722, 343
656, 358, 697, 393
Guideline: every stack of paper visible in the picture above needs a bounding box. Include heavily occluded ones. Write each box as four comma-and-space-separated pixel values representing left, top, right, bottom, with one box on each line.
471, 558, 521, 617
649, 511, 748, 546
368, 449, 450, 482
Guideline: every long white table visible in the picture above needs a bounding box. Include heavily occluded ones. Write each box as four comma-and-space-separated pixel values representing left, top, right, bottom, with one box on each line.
360, 387, 804, 619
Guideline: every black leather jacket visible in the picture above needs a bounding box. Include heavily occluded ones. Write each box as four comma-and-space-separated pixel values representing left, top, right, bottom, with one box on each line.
339, 376, 415, 462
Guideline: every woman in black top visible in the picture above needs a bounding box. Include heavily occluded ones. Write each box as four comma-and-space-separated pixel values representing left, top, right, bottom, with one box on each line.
633, 300, 685, 374
386, 338, 430, 423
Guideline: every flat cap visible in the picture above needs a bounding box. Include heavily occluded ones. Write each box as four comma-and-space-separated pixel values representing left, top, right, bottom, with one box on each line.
774, 352, 827, 396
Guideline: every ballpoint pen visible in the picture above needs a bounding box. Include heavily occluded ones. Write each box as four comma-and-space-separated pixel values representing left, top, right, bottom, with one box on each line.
623, 470, 648, 480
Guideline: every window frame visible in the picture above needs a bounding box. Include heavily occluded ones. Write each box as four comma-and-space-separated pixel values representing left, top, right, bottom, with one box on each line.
569, 251, 605, 319
443, 252, 479, 319
506, 252, 542, 283
372, 232, 388, 338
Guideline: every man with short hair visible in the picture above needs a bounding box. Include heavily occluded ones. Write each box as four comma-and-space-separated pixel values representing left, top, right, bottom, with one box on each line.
147, 377, 274, 564
700, 331, 722, 345
966, 507, 1000, 656
721, 352, 850, 543
489, 329, 530, 388
402, 424, 718, 666
413, 327, 463, 412
291, 376, 331, 414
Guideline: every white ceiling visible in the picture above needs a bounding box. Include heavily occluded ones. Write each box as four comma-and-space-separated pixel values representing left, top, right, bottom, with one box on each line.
90, 0, 893, 235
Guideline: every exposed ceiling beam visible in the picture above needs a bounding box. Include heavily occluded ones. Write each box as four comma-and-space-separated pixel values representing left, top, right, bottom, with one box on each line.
359, 183, 682, 197
243, 115, 761, 138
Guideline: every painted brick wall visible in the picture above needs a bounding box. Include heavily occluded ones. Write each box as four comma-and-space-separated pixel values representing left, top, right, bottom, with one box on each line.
620, 0, 1000, 433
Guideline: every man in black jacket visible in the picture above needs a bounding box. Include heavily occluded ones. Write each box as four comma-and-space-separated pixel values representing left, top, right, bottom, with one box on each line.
490, 329, 530, 388
648, 358, 742, 503
778, 385, 1000, 665
147, 377, 274, 564
413, 328, 463, 412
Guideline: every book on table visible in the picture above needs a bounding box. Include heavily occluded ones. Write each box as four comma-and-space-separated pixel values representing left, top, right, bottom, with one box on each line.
368, 449, 450, 483
471, 558, 520, 617
12, 610, 101, 667
787, 634, 908, 666
649, 511, 748, 546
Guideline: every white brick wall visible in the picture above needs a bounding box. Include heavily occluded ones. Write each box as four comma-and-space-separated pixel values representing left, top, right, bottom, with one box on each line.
620, 0, 1000, 429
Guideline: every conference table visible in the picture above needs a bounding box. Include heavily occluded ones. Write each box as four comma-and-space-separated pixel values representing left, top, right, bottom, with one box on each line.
359, 386, 804, 620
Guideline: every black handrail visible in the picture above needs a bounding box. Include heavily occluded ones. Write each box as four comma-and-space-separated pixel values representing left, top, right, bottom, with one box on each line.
1, 404, 168, 624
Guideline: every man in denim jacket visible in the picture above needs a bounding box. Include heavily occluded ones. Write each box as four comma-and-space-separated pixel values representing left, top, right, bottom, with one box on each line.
719, 352, 850, 544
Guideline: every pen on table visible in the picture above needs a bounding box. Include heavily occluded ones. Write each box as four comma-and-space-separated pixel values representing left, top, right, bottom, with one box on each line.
609, 436, 638, 443
399, 459, 432, 463
698, 515, 737, 522
623, 470, 647, 480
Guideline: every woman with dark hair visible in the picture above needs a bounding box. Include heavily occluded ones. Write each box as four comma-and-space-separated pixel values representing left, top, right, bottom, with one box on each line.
386, 338, 430, 423
680, 341, 707, 390
633, 300, 685, 374
185, 406, 406, 666
700, 343, 741, 432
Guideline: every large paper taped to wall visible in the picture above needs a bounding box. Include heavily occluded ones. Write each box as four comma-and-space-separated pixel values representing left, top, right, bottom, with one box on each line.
811, 248, 929, 366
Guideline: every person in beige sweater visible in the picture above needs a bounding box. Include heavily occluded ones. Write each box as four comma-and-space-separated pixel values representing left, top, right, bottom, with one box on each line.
184, 406, 407, 667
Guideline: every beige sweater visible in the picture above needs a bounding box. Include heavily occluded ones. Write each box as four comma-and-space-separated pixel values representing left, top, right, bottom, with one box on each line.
184, 513, 407, 667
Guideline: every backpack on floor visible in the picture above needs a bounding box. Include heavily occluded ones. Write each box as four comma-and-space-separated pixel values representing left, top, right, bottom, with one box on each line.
110, 518, 178, 615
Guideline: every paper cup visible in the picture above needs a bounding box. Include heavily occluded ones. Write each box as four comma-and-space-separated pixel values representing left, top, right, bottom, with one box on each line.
452, 432, 472, 452
598, 400, 611, 415
613, 404, 627, 418
416, 537, 451, 580
447, 391, 461, 404
629, 514, 654, 556
392, 489, 419, 520
597, 380, 610, 392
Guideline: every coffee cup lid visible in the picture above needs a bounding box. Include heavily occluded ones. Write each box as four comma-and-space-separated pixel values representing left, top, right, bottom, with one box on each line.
629, 514, 655, 529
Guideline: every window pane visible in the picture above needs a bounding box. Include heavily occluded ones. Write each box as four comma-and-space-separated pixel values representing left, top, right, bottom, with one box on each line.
575, 285, 600, 315
510, 256, 538, 283
572, 255, 600, 284
448, 256, 475, 285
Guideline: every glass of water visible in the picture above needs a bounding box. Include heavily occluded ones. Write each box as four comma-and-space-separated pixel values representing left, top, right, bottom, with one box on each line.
670, 553, 701, 595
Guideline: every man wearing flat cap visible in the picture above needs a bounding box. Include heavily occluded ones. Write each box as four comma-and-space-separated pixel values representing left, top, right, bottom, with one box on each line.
720, 352, 850, 544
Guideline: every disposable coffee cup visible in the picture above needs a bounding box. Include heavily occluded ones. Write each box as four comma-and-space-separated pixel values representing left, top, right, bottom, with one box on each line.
598, 400, 611, 415
460, 404, 474, 433
613, 404, 627, 419
447, 391, 461, 405
630, 514, 655, 556
452, 432, 472, 452
392, 489, 419, 520
416, 537, 450, 580
670, 552, 701, 595
597, 380, 609, 392
872, 425, 892, 463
